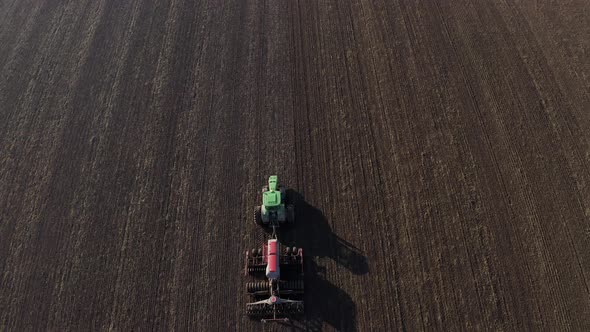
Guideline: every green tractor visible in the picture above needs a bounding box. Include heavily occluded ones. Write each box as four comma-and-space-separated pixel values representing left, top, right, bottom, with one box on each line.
254, 176, 295, 227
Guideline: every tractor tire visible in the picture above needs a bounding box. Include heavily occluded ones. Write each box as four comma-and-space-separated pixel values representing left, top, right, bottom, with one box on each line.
254, 206, 262, 225
286, 204, 295, 224
278, 185, 286, 202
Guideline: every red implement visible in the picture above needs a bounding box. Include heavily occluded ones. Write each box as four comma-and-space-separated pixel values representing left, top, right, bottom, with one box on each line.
268, 240, 278, 255
268, 240, 278, 272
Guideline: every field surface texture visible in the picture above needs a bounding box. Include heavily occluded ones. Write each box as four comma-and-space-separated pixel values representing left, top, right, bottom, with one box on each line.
1, 0, 589, 331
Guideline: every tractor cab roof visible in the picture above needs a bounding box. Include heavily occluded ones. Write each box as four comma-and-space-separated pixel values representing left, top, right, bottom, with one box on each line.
263, 175, 281, 208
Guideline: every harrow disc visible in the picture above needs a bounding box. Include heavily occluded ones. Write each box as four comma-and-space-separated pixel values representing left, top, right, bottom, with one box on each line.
246, 281, 270, 293
246, 304, 273, 317
275, 302, 304, 316
281, 279, 304, 291
247, 266, 265, 274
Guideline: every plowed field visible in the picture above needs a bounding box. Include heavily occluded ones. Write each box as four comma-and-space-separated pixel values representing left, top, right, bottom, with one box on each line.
1, 0, 589, 330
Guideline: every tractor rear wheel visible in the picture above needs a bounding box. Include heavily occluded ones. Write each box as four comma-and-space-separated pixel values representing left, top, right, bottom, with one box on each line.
286, 204, 295, 224
254, 206, 262, 225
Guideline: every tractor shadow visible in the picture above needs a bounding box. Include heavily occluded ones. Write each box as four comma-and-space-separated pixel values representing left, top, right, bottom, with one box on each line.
275, 190, 368, 331
280, 190, 369, 275
277, 261, 356, 332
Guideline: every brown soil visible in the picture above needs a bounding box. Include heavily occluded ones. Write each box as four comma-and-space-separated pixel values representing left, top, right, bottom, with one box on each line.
1, 0, 589, 331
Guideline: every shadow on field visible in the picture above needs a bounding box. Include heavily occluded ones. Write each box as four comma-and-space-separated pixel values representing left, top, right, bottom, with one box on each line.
275, 190, 368, 331
282, 190, 369, 274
